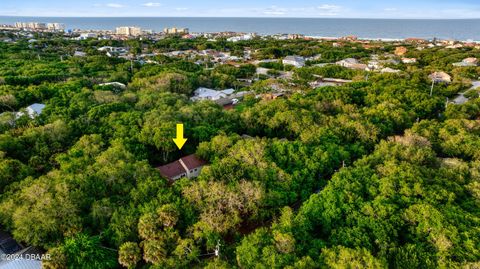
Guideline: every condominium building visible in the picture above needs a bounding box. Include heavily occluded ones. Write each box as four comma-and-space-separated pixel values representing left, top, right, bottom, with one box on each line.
163, 27, 189, 35
15, 22, 64, 31
115, 26, 142, 36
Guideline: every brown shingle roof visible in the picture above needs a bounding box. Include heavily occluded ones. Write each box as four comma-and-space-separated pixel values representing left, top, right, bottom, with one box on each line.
157, 160, 185, 179
180, 154, 207, 170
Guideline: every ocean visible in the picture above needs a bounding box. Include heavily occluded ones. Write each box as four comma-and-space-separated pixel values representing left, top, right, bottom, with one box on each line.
1, 16, 480, 41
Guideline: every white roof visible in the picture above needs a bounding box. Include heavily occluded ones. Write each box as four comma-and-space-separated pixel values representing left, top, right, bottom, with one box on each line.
284, 56, 305, 62
99, 82, 126, 88
191, 87, 234, 101
0, 258, 41, 269
340, 58, 359, 64
26, 104, 45, 116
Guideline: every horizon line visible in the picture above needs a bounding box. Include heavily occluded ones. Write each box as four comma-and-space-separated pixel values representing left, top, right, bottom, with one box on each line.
1, 15, 480, 20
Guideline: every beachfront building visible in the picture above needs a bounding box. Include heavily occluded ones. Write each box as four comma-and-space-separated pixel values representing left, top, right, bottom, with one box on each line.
283, 56, 306, 68
116, 26, 142, 37
164, 27, 189, 35
157, 154, 207, 181
47, 23, 65, 31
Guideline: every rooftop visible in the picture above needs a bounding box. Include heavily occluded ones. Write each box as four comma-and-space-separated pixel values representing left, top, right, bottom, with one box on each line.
180, 154, 208, 170
157, 160, 185, 179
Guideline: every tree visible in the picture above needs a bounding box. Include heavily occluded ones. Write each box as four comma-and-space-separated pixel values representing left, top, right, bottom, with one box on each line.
118, 242, 142, 269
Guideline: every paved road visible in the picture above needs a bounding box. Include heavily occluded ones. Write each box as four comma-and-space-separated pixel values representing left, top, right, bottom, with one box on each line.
453, 81, 480, 105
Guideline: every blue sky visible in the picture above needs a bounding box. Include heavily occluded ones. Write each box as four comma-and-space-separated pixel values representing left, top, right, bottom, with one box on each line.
1, 0, 480, 19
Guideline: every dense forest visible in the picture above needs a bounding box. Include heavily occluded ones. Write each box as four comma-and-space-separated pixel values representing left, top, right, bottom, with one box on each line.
0, 32, 479, 268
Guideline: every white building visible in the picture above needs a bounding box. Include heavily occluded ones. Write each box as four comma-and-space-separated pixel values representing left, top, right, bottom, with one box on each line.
191, 87, 235, 101
78, 33, 98, 40
453, 57, 478, 67
227, 34, 255, 42
99, 82, 127, 90
283, 56, 306, 68
73, 51, 87, 57
47, 23, 65, 31
380, 67, 401, 74
336, 58, 368, 70
402, 58, 417, 64
15, 103, 45, 119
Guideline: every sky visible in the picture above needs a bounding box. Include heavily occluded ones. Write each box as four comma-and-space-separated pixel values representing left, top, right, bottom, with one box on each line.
1, 0, 480, 19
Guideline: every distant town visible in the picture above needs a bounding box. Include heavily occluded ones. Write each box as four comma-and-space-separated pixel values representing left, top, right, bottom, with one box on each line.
2, 21, 480, 45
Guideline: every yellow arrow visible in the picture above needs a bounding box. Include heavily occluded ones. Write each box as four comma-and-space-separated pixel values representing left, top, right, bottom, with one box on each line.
173, 123, 187, 150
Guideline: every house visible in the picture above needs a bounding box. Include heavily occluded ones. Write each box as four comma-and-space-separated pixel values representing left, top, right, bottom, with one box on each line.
282, 56, 305, 68
453, 57, 478, 67
394, 46, 408, 56
73, 51, 87, 57
367, 60, 382, 70
336, 58, 368, 70
0, 231, 43, 269
15, 103, 45, 119
157, 154, 207, 181
77, 33, 98, 40
429, 72, 452, 83
309, 77, 352, 88
381, 67, 401, 74
99, 82, 127, 90
402, 58, 417, 64
191, 87, 234, 101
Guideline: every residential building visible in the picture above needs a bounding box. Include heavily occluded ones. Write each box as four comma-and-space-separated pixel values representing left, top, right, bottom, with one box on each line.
73, 51, 87, 57
336, 58, 368, 70
394, 46, 408, 56
453, 57, 478, 67
191, 87, 235, 101
429, 72, 452, 83
116, 26, 142, 37
282, 56, 305, 68
381, 67, 401, 73
336, 58, 359, 67
15, 103, 45, 119
99, 82, 127, 90
157, 154, 207, 181
0, 231, 42, 269
78, 33, 98, 40
402, 58, 417, 64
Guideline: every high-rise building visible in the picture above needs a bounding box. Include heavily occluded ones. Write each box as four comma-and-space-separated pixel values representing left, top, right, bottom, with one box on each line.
163, 27, 189, 35
47, 23, 65, 31
116, 26, 142, 36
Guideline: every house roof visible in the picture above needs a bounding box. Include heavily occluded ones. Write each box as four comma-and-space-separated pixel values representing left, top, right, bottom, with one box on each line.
157, 154, 207, 179
284, 56, 305, 62
0, 258, 41, 269
157, 160, 185, 179
180, 154, 207, 170
26, 104, 45, 116
0, 231, 22, 255
429, 72, 451, 82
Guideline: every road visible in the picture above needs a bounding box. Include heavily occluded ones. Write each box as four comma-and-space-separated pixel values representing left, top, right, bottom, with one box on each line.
452, 81, 480, 105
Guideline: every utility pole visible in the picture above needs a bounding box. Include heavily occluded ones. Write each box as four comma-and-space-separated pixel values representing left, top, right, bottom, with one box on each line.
430, 79, 435, 97
214, 240, 221, 258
